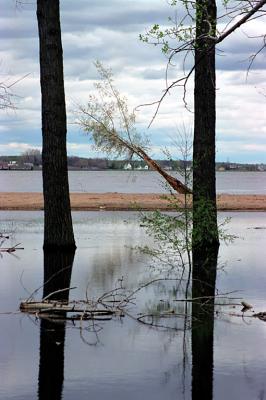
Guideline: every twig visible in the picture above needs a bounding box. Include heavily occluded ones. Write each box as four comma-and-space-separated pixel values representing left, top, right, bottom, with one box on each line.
25, 264, 72, 302
19, 270, 32, 296
42, 287, 77, 302
173, 291, 242, 302
0, 243, 24, 252
139, 0, 266, 126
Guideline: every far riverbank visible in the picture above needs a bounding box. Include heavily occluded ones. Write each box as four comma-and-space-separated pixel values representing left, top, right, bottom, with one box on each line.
1, 192, 266, 211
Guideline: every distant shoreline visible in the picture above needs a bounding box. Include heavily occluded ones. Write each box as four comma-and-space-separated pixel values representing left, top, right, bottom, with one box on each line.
0, 192, 266, 211
1, 168, 266, 172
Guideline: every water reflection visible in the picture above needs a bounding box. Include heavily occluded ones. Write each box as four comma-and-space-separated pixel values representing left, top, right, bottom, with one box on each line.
38, 249, 75, 400
2, 211, 266, 399
191, 304, 215, 400
191, 247, 218, 400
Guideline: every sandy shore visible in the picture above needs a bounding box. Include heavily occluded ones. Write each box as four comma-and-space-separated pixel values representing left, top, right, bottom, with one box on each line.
0, 192, 265, 211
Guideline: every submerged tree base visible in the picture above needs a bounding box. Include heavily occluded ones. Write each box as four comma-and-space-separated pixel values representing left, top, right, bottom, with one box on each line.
43, 243, 77, 251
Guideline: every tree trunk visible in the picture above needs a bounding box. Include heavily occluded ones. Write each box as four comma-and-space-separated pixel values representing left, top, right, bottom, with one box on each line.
192, 0, 219, 271
136, 146, 191, 194
37, 0, 75, 249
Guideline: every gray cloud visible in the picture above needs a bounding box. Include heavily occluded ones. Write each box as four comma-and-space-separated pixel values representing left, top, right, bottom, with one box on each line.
0, 0, 265, 161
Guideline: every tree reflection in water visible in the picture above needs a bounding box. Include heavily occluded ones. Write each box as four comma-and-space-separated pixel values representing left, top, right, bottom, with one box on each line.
191, 246, 218, 400
36, 244, 218, 399
38, 249, 75, 400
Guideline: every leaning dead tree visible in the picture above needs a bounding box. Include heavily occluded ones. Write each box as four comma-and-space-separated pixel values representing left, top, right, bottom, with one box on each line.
77, 62, 191, 195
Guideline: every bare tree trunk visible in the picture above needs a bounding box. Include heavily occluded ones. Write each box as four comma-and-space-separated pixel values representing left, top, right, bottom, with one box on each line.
192, 0, 219, 271
37, 0, 75, 249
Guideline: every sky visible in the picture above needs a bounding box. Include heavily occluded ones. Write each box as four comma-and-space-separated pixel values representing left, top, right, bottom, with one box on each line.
0, 0, 265, 162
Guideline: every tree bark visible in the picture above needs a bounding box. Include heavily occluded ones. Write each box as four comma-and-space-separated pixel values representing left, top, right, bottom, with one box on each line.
136, 146, 191, 194
37, 0, 75, 249
192, 0, 219, 270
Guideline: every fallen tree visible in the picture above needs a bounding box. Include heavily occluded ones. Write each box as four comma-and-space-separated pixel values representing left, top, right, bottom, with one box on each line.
77, 62, 191, 195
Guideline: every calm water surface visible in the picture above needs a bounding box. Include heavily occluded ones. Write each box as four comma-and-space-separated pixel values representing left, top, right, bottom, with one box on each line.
0, 211, 266, 399
1, 170, 266, 193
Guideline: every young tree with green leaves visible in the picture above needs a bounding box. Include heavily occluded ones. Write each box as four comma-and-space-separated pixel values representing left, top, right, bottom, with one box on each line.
78, 1, 265, 296
78, 62, 191, 195
140, 0, 266, 293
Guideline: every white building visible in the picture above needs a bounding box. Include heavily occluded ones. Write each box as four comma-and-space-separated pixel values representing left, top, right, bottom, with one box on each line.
123, 163, 132, 170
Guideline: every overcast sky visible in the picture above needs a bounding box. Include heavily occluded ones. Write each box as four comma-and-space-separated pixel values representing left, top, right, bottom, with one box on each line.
0, 0, 265, 162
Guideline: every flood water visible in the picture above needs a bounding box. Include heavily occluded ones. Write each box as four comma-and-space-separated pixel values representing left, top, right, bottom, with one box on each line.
1, 170, 266, 194
1, 210, 266, 399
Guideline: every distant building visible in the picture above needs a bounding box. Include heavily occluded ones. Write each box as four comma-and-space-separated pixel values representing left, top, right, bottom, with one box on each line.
258, 164, 265, 172
8, 161, 19, 169
123, 162, 132, 170
23, 162, 34, 170
0, 162, 8, 170
229, 164, 237, 170
135, 164, 149, 170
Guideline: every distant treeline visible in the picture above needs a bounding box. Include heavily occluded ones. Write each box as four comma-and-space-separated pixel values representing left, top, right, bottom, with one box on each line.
67, 157, 178, 170
0, 154, 265, 171
0, 154, 181, 170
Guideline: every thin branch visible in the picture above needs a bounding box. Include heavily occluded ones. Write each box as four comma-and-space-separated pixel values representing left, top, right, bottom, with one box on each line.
42, 286, 77, 302
25, 264, 73, 302
216, 0, 266, 45
139, 0, 266, 125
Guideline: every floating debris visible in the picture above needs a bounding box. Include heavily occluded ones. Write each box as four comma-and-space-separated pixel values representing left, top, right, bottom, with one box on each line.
0, 243, 24, 253
241, 301, 253, 312
253, 312, 266, 322
20, 299, 124, 321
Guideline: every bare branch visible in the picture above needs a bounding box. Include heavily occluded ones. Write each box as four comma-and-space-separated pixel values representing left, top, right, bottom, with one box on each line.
216, 0, 266, 45
139, 0, 266, 124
